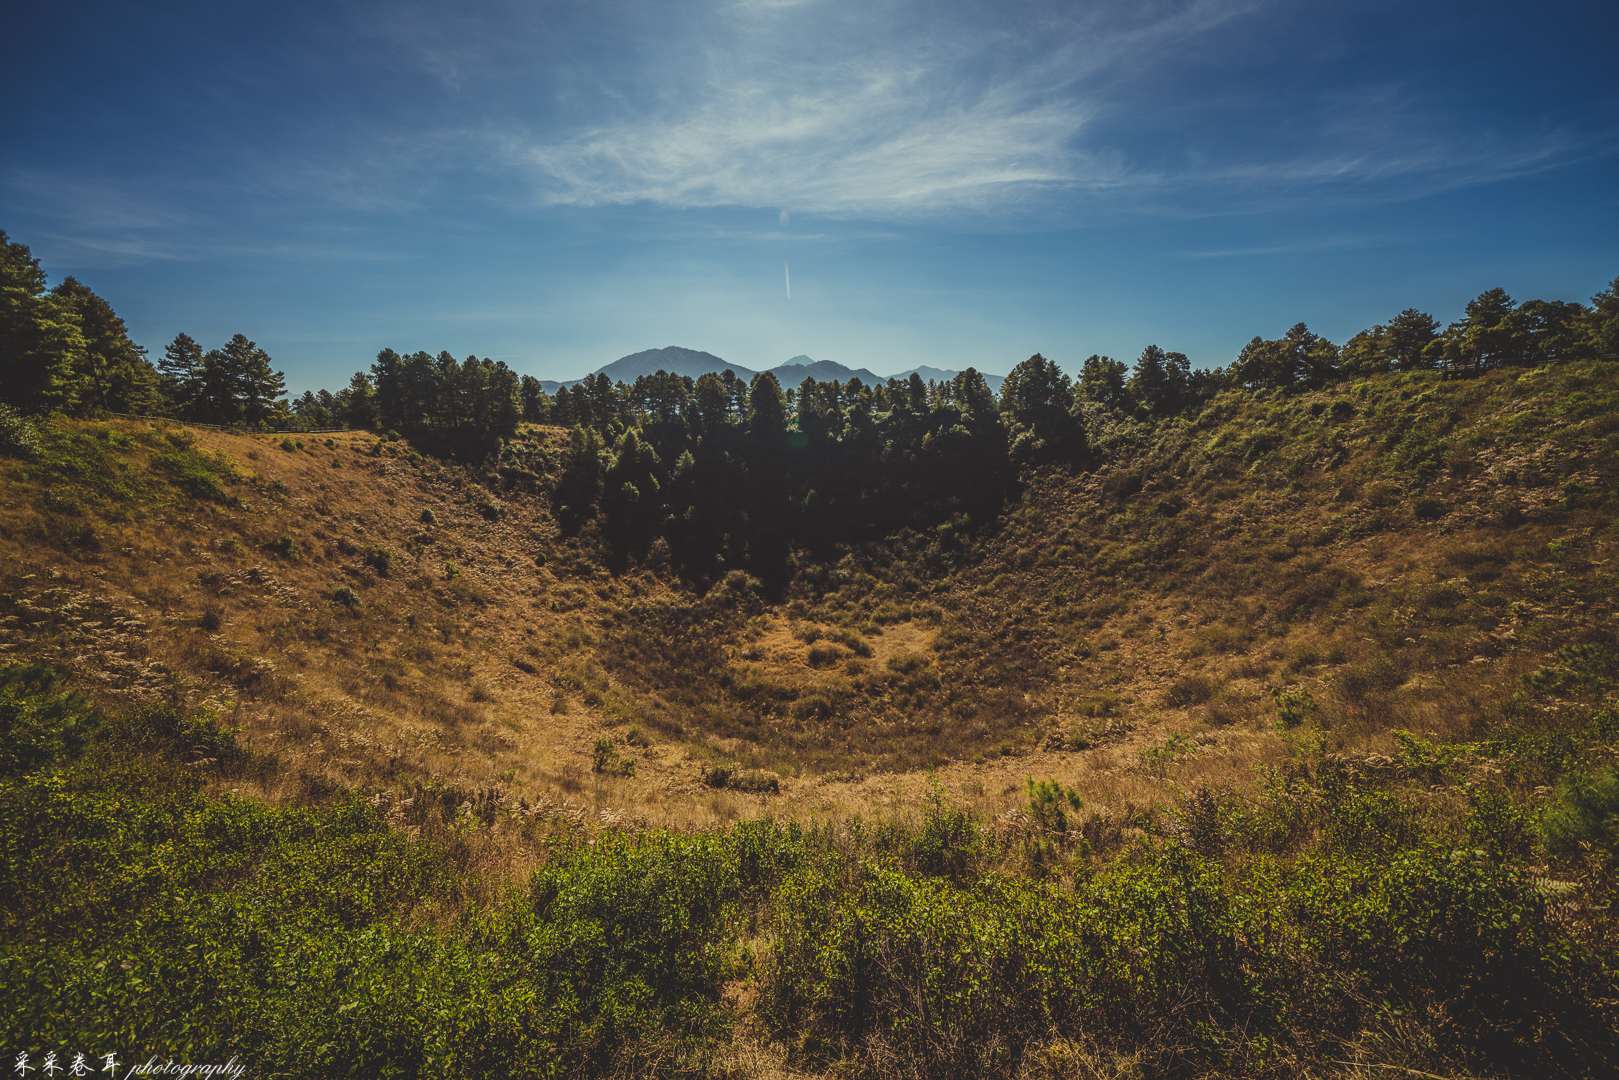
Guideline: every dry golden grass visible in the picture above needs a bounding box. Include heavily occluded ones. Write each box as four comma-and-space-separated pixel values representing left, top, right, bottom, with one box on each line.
1, 365, 1615, 891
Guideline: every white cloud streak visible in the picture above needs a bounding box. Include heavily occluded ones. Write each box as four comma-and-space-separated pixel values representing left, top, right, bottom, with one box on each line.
458, 0, 1605, 221
493, 2, 1251, 216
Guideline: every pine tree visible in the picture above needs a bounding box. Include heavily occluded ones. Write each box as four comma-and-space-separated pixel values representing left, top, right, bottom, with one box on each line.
1076, 354, 1131, 412
1000, 353, 1083, 462
520, 375, 552, 423
341, 372, 379, 430
221, 334, 287, 426
50, 277, 162, 415
0, 231, 85, 413
1127, 345, 1191, 417
192, 335, 286, 425
159, 333, 204, 417
194, 347, 241, 423
1232, 324, 1339, 390
1385, 309, 1439, 370
1585, 277, 1619, 359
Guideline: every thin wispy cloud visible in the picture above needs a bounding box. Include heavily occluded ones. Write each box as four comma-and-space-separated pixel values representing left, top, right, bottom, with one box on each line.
515, 88, 1109, 214
444, 0, 1602, 223
1177, 233, 1408, 259
491, 1, 1244, 217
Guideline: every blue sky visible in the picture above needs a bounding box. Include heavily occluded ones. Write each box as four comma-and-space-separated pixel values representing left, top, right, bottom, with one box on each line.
4, 0, 1616, 393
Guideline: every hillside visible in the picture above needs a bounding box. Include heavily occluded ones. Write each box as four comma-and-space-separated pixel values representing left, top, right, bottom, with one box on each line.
3, 359, 1618, 1077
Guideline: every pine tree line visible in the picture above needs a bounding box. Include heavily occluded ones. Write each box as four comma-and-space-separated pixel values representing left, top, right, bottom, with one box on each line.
2, 230, 289, 426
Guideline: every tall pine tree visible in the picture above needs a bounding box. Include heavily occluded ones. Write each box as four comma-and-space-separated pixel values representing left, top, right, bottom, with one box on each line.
0, 231, 85, 414
159, 333, 204, 417
51, 277, 161, 415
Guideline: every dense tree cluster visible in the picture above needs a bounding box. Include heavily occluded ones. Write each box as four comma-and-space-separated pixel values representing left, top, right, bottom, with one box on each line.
157, 332, 288, 426
528, 275, 1618, 584
1, 230, 288, 425
1225, 281, 1619, 393
368, 349, 521, 437
290, 373, 378, 431
546, 367, 1013, 584
2, 231, 161, 415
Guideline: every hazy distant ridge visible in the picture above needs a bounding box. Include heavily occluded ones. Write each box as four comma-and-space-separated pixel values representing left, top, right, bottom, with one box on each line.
540, 348, 1003, 394
771, 356, 887, 387
595, 347, 757, 385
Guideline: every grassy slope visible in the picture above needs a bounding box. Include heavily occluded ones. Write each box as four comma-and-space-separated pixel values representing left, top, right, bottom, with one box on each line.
1, 361, 1617, 1077
0, 363, 1615, 817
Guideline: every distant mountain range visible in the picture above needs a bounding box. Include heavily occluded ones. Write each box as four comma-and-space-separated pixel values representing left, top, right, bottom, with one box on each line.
537, 347, 1003, 395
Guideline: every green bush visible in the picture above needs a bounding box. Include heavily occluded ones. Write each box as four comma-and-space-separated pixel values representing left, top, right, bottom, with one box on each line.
592, 736, 636, 778
0, 404, 43, 459
1413, 495, 1446, 520
0, 657, 1613, 1078
911, 777, 986, 881
150, 442, 237, 502
0, 665, 99, 776
1165, 672, 1216, 707
830, 627, 873, 658
362, 545, 394, 576
1541, 767, 1619, 861
1270, 686, 1317, 728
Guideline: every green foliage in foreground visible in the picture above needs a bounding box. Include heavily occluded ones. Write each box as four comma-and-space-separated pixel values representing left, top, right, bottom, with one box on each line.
2, 676, 1617, 1077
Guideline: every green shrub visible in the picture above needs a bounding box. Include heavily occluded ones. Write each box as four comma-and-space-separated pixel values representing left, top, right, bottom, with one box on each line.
266, 534, 299, 560
420, 507, 438, 524
150, 444, 236, 502
591, 737, 636, 777
886, 652, 930, 675
1541, 766, 1619, 861
789, 694, 834, 722
0, 404, 43, 459
830, 627, 873, 658
362, 545, 394, 576
1413, 495, 1445, 520
0, 668, 1609, 1080
1270, 686, 1317, 728
806, 644, 843, 667
912, 778, 986, 881
0, 665, 99, 776
1025, 777, 1084, 836
332, 585, 360, 609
